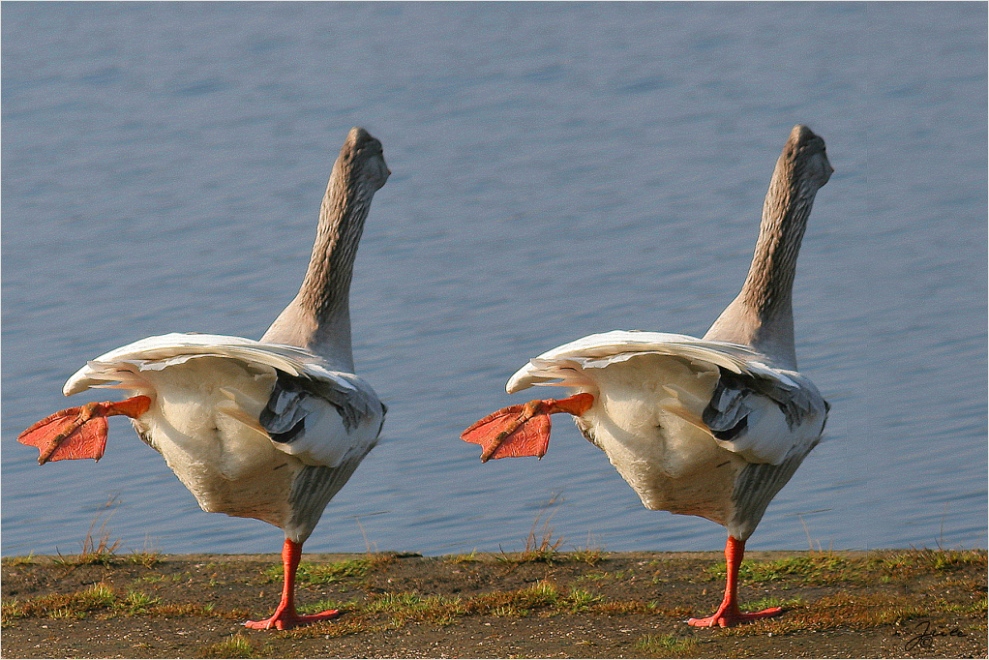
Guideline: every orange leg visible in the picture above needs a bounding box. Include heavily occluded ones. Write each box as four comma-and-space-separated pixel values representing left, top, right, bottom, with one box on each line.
687, 536, 783, 628
18, 396, 152, 465
461, 393, 594, 462
244, 539, 341, 630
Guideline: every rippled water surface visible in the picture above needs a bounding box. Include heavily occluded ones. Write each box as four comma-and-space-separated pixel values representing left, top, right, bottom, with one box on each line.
3, 4, 986, 557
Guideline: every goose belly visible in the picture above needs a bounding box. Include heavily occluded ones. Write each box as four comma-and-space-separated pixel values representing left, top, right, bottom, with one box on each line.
573, 355, 745, 526
129, 357, 302, 530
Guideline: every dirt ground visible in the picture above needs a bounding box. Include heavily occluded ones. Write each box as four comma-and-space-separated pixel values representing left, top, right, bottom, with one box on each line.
2, 549, 986, 659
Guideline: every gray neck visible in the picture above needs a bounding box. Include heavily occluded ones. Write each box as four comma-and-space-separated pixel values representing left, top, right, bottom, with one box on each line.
704, 144, 819, 370
739, 165, 813, 321
262, 165, 371, 371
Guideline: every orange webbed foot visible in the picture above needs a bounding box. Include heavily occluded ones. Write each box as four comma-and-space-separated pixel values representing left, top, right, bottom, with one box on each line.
18, 396, 151, 465
687, 604, 782, 628
461, 393, 594, 462
244, 606, 341, 631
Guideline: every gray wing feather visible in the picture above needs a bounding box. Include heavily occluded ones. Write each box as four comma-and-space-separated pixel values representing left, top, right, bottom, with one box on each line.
286, 459, 366, 544
264, 371, 383, 541
703, 368, 824, 440
727, 441, 818, 541
261, 371, 383, 442
703, 373, 753, 440
306, 376, 383, 431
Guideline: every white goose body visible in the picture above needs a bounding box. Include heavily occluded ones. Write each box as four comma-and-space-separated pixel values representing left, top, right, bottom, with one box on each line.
64, 332, 384, 542
506, 330, 827, 540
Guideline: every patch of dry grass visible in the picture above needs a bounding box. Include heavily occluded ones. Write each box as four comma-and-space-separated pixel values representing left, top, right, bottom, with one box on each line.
264, 554, 395, 586
5, 547, 983, 655
197, 633, 267, 658
52, 498, 123, 567
128, 550, 161, 568
2, 554, 37, 567
447, 549, 481, 564
724, 591, 930, 637
707, 549, 988, 588
636, 633, 698, 658
567, 547, 606, 566
868, 548, 986, 578
291, 577, 618, 633
2, 582, 247, 624
707, 552, 851, 585
497, 497, 567, 565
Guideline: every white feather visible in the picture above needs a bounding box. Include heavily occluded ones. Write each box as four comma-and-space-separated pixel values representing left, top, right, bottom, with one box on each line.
501, 330, 827, 537
64, 332, 323, 395
60, 332, 384, 532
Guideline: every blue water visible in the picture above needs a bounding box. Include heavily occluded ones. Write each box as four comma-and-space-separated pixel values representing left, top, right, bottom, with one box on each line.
2, 3, 986, 559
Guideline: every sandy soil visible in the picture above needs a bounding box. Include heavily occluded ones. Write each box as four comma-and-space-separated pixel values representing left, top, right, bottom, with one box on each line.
2, 549, 985, 658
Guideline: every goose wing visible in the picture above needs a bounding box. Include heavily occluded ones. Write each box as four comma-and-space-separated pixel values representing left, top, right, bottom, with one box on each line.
507, 330, 826, 465
63, 333, 385, 469
508, 331, 780, 391
260, 364, 384, 468
64, 332, 324, 394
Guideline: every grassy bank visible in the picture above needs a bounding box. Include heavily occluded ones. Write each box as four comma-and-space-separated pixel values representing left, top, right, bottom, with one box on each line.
2, 548, 986, 658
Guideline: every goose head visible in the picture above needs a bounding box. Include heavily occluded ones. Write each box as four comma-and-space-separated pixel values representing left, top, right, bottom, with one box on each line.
338, 127, 391, 196
784, 124, 833, 201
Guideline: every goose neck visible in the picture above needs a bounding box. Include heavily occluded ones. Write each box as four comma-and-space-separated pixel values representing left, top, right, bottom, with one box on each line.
296, 170, 371, 339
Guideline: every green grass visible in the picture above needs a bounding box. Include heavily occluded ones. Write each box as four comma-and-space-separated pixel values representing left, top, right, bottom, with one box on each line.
290, 578, 612, 633
264, 555, 394, 586
120, 590, 161, 615
2, 554, 37, 566
738, 596, 806, 612
5, 548, 983, 646
707, 550, 988, 588
365, 591, 465, 625
21, 550, 967, 632
1, 582, 242, 624
635, 633, 698, 658
565, 587, 602, 612
724, 590, 931, 637
567, 547, 606, 566
197, 633, 265, 659
868, 548, 986, 576
447, 549, 481, 564
3, 582, 115, 621
707, 553, 851, 585
578, 567, 634, 584
127, 551, 161, 568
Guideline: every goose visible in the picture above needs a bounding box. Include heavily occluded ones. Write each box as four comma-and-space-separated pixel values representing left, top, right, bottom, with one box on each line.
462, 125, 832, 627
18, 127, 390, 631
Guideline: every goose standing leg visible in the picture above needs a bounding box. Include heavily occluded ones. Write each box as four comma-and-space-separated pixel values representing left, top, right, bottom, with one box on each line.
244, 538, 340, 630
688, 536, 782, 628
